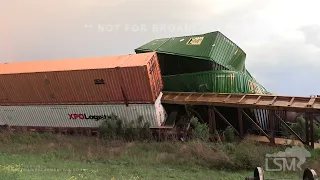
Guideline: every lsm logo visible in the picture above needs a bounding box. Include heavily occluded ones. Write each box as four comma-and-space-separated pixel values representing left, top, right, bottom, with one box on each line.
265, 146, 311, 172
68, 114, 108, 121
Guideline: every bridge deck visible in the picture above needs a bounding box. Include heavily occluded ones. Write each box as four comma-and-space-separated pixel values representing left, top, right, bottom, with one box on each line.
161, 92, 320, 113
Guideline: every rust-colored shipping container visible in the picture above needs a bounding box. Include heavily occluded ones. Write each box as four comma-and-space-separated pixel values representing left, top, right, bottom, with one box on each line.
0, 52, 163, 105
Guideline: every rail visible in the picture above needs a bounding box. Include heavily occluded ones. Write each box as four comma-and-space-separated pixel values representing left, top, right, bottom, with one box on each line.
161, 92, 320, 113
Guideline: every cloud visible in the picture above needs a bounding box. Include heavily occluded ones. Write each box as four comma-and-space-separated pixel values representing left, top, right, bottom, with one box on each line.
300, 25, 320, 48
244, 30, 320, 96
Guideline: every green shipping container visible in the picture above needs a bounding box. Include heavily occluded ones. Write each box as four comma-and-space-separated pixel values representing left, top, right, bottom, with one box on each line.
162, 70, 270, 94
135, 31, 246, 75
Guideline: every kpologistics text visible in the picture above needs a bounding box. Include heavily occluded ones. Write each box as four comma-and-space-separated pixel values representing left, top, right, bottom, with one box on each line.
68, 114, 107, 121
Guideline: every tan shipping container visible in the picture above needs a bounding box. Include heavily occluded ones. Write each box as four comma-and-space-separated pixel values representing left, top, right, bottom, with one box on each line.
0, 52, 163, 105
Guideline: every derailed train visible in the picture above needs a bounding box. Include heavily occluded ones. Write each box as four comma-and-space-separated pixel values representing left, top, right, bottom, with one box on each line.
135, 31, 289, 134
0, 31, 291, 135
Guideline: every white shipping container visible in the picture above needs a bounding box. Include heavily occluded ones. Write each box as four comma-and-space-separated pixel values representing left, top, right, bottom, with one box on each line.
0, 93, 167, 128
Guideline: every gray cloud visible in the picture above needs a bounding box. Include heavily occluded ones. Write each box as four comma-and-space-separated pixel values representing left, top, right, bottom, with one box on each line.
300, 25, 320, 48
245, 32, 320, 96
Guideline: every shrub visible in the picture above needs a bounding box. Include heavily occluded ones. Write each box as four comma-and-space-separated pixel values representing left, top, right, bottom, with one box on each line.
190, 117, 210, 142
282, 115, 320, 142
224, 126, 235, 143
98, 113, 122, 140
98, 114, 152, 141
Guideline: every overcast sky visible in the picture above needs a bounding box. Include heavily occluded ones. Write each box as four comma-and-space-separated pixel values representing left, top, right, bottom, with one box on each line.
1, 0, 319, 96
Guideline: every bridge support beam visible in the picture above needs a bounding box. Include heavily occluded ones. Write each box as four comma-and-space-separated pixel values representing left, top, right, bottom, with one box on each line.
310, 115, 315, 149
211, 106, 241, 138
238, 108, 244, 137
208, 106, 216, 135
305, 113, 315, 149
268, 110, 275, 144
242, 110, 271, 142
312, 114, 320, 124
274, 113, 306, 145
305, 114, 310, 146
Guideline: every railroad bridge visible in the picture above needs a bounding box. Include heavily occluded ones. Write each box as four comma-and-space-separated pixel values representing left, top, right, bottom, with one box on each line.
162, 92, 320, 149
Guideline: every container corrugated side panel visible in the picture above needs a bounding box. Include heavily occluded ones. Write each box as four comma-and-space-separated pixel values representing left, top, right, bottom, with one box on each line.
240, 73, 250, 93
275, 110, 286, 132
215, 32, 246, 72
163, 70, 216, 93
251, 109, 285, 133
251, 109, 269, 131
0, 68, 123, 104
1, 93, 166, 128
163, 70, 255, 93
210, 34, 232, 70
163, 70, 269, 95
119, 66, 153, 103
120, 53, 163, 104
146, 54, 163, 102
214, 73, 233, 93
54, 69, 123, 103
212, 33, 246, 72
0, 66, 161, 105
259, 109, 269, 130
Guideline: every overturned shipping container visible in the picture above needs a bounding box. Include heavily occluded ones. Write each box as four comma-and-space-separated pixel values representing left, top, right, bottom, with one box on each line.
135, 31, 246, 75
0, 93, 167, 128
0, 52, 162, 105
162, 70, 281, 132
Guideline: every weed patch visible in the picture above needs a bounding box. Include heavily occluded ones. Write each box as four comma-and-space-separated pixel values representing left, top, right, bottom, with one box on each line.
98, 114, 152, 141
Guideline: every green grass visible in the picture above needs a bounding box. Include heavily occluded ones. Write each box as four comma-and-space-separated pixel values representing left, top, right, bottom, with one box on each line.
0, 154, 303, 180
0, 131, 318, 180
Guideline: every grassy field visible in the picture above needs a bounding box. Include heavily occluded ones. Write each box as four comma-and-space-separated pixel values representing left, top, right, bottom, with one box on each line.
0, 131, 319, 180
